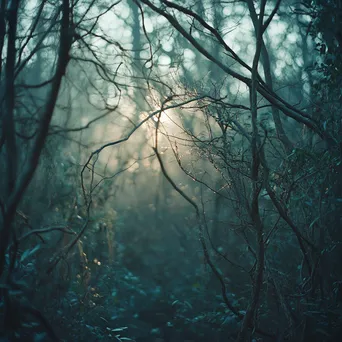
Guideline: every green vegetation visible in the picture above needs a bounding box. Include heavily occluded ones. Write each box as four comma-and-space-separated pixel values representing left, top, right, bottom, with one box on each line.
0, 0, 341, 341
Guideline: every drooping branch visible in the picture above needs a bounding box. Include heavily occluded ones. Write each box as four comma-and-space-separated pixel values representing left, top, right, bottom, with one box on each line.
153, 145, 242, 318
137, 0, 330, 141
81, 95, 207, 202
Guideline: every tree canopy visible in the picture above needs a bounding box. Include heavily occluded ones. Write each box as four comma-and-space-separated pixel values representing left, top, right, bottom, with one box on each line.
0, 0, 341, 341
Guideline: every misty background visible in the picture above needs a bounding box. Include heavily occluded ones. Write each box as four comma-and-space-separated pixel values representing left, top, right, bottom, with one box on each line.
0, 0, 341, 341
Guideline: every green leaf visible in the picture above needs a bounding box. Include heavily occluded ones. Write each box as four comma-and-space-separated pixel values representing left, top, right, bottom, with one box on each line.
309, 216, 320, 229
33, 333, 47, 342
20, 245, 41, 262
109, 327, 128, 332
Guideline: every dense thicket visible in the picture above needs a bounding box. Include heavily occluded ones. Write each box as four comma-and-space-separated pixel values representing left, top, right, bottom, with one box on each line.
0, 0, 341, 341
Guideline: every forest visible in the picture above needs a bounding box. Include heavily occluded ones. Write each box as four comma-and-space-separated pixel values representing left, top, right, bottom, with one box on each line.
0, 0, 341, 341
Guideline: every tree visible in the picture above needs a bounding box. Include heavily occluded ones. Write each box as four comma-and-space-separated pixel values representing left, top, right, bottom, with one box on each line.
89, 0, 339, 339
1, 0, 341, 340
0, 0, 125, 339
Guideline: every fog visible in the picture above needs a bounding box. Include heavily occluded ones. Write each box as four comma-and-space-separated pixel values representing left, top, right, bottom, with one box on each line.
0, 0, 341, 341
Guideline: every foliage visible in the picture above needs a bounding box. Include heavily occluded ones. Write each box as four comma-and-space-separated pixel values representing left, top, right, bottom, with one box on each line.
0, 0, 342, 341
